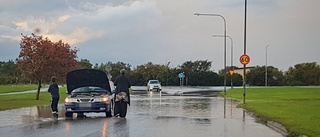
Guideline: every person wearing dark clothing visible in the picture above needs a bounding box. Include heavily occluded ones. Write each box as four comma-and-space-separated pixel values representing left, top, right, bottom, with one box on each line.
114, 69, 131, 117
48, 76, 59, 116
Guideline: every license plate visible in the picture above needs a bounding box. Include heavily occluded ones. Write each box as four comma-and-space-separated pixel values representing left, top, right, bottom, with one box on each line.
79, 103, 91, 107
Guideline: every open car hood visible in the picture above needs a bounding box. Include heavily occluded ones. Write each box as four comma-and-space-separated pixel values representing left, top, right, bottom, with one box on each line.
66, 69, 111, 94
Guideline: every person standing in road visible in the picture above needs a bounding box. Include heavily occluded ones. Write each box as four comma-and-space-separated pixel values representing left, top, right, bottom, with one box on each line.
114, 69, 131, 118
48, 76, 59, 117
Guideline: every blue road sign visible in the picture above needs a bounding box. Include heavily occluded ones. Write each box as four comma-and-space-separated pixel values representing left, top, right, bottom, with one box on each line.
178, 73, 185, 78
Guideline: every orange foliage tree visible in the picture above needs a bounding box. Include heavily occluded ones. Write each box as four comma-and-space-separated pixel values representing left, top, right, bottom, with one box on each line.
16, 33, 79, 100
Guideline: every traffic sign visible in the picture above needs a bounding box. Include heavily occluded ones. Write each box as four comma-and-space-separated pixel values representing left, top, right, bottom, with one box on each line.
178, 72, 185, 78
229, 69, 234, 75
239, 54, 250, 65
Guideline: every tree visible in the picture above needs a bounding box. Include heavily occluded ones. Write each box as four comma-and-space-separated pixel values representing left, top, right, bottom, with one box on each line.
79, 59, 93, 69
187, 71, 222, 86
16, 34, 79, 100
134, 62, 168, 85
267, 66, 285, 86
285, 62, 320, 86
226, 73, 243, 86
0, 60, 19, 84
218, 66, 242, 87
178, 60, 222, 86
180, 60, 212, 74
106, 61, 131, 81
92, 61, 132, 81
246, 66, 284, 86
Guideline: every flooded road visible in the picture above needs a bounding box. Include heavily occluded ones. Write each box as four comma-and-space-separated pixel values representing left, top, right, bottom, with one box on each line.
0, 92, 284, 137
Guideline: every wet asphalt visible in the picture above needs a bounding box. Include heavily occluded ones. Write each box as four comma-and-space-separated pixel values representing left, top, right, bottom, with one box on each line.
0, 91, 284, 137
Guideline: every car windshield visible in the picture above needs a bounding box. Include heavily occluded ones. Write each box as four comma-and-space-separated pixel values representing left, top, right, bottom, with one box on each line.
72, 86, 109, 93
150, 80, 159, 84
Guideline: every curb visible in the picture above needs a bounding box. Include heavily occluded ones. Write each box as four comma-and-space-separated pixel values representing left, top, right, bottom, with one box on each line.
266, 121, 288, 136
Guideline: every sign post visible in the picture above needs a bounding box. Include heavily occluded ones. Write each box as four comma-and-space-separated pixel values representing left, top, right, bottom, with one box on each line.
178, 72, 185, 86
240, 54, 250, 104
229, 69, 234, 89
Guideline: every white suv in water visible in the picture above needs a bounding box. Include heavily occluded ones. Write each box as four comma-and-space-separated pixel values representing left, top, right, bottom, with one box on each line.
147, 80, 162, 91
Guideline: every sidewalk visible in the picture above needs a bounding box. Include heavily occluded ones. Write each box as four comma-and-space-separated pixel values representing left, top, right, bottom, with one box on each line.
0, 88, 49, 95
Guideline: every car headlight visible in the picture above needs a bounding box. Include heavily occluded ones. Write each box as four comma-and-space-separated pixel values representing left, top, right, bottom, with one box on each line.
65, 98, 77, 103
95, 97, 109, 102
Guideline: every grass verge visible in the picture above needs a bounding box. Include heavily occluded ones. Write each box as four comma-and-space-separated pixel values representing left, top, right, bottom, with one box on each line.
224, 87, 320, 137
0, 87, 67, 111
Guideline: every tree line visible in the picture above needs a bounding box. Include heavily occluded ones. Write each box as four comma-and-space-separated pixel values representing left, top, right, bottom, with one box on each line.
66, 60, 320, 86
1, 59, 319, 87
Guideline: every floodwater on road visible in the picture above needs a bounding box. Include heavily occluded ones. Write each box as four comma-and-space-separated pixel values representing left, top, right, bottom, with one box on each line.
0, 92, 284, 137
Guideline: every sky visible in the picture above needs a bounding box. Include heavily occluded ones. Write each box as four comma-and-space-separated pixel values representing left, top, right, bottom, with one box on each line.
0, 0, 319, 72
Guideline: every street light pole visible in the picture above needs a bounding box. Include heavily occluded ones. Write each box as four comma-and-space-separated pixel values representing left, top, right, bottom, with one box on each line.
212, 35, 234, 89
243, 0, 247, 104
265, 45, 269, 87
194, 12, 227, 95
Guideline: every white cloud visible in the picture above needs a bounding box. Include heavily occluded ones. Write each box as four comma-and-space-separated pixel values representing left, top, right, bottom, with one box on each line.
45, 28, 104, 45
58, 15, 71, 22
14, 21, 29, 32
1, 0, 162, 46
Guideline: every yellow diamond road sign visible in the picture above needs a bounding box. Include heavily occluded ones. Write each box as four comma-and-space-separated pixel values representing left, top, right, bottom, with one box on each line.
229, 69, 234, 75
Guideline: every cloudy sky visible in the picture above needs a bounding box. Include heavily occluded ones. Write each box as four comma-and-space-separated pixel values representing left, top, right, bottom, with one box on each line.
0, 0, 319, 72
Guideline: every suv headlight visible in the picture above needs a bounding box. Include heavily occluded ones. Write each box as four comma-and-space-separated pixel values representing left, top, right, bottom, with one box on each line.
65, 98, 77, 103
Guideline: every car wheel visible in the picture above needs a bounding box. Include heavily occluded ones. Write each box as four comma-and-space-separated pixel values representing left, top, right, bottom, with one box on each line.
77, 113, 85, 118
106, 110, 112, 117
65, 112, 73, 118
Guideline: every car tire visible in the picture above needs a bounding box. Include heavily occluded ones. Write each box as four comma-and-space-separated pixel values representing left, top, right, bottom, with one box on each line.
77, 113, 85, 118
106, 110, 112, 117
65, 112, 73, 118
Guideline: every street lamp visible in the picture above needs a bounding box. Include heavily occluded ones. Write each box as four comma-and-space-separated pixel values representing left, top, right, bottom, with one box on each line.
265, 45, 269, 87
194, 12, 227, 95
212, 34, 234, 88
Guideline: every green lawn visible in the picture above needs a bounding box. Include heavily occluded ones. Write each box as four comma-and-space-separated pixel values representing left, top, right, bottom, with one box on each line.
0, 85, 40, 94
0, 87, 67, 111
224, 87, 320, 137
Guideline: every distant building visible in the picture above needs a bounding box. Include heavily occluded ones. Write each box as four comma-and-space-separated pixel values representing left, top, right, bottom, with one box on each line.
233, 66, 255, 78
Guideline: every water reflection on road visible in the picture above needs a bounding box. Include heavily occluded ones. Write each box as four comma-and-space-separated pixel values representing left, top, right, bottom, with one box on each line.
0, 91, 283, 137
134, 92, 238, 119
